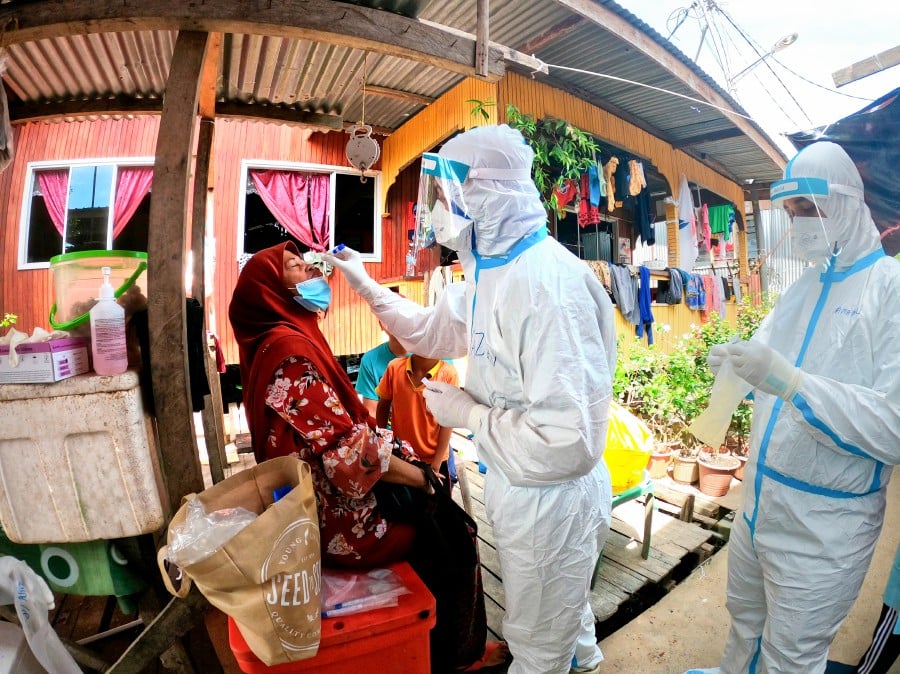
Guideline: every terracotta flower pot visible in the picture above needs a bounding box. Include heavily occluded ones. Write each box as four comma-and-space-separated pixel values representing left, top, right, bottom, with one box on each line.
647, 448, 673, 479
697, 454, 740, 497
672, 454, 699, 484
733, 455, 748, 481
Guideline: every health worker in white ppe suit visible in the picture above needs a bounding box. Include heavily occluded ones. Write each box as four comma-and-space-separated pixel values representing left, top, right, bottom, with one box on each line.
687, 141, 900, 674
326, 124, 616, 674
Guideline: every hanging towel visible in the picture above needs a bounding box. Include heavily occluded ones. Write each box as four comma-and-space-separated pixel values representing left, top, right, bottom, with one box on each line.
677, 175, 698, 271
604, 157, 619, 213
686, 274, 706, 311
553, 178, 578, 211
588, 164, 601, 207
635, 266, 655, 345
578, 173, 602, 227
628, 159, 647, 196
732, 276, 743, 305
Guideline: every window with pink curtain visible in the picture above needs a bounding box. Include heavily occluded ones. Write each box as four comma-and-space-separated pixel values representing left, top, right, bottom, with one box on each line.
113, 167, 153, 238
249, 169, 331, 251
36, 170, 69, 236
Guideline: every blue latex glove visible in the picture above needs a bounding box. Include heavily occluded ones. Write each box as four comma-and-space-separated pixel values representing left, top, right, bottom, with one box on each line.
422, 380, 488, 432
726, 341, 803, 400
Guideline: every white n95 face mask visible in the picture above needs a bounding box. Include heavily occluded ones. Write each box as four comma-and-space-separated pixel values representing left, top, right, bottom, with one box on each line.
791, 216, 833, 263
430, 200, 472, 248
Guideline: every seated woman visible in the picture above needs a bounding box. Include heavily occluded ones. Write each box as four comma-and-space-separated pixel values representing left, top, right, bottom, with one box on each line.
228, 242, 506, 672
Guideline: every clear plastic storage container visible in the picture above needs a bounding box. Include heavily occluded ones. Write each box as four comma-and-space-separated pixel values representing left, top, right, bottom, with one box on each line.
48, 250, 148, 331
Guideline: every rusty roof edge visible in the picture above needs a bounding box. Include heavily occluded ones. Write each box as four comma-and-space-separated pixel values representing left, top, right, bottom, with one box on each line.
559, 0, 788, 170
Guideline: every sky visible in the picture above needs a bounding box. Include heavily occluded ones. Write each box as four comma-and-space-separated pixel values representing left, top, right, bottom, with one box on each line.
616, 0, 900, 156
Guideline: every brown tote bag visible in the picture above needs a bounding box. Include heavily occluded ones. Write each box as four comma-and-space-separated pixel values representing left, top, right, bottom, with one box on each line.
157, 456, 321, 665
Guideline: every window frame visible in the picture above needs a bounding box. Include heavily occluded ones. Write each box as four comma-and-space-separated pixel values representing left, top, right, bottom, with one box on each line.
238, 159, 382, 262
18, 157, 155, 270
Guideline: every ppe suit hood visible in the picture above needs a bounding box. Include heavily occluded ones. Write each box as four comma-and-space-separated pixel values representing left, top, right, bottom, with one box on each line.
782, 141, 881, 268
438, 125, 547, 257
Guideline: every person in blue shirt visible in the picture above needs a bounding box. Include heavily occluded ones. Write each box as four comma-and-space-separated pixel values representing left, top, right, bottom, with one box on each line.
355, 323, 407, 417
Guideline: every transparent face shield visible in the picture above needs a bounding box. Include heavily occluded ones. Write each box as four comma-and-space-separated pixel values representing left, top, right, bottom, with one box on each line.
771, 176, 834, 263
411, 153, 472, 260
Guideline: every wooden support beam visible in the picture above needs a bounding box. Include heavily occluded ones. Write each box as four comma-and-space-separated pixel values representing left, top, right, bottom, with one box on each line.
516, 14, 584, 56
0, 0, 546, 81
215, 101, 343, 131
475, 0, 489, 78
363, 84, 435, 107
198, 33, 223, 120
832, 45, 900, 87
147, 29, 209, 511
676, 127, 744, 147
9, 96, 344, 131
107, 587, 211, 673
192, 118, 228, 486
9, 96, 163, 123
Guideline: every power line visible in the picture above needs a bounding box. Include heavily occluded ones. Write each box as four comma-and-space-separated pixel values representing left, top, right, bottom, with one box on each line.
770, 55, 876, 102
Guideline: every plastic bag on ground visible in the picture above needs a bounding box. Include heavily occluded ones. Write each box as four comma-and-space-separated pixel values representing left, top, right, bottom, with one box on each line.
0, 557, 80, 673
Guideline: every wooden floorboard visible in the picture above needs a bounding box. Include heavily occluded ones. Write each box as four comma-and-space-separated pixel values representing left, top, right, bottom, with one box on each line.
454, 460, 716, 639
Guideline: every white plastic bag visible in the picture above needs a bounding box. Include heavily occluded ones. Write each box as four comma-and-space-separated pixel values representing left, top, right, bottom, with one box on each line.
688, 360, 753, 449
166, 499, 258, 566
0, 557, 80, 674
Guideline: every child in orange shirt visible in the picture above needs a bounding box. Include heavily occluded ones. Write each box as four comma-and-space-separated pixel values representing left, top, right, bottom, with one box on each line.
375, 354, 459, 479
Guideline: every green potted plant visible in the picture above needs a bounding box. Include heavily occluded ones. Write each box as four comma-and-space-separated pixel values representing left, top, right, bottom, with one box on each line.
505, 104, 599, 237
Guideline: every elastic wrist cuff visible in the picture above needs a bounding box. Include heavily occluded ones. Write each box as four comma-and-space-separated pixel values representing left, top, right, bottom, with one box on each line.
781, 369, 803, 401
467, 405, 488, 434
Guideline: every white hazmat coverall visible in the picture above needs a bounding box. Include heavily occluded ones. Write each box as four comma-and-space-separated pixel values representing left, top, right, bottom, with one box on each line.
693, 141, 900, 674
327, 125, 615, 674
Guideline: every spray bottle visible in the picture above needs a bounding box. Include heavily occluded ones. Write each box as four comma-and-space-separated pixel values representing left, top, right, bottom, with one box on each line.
89, 266, 128, 375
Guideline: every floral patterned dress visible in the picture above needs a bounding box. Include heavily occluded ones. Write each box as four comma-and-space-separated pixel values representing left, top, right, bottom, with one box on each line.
263, 355, 416, 567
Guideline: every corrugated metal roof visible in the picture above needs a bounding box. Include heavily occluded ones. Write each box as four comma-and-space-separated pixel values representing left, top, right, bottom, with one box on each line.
0, 0, 786, 184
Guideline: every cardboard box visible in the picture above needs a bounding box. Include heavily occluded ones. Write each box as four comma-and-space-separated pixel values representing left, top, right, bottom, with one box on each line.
0, 337, 89, 384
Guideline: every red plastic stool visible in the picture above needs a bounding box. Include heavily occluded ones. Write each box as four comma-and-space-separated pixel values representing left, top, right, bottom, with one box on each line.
228, 561, 436, 674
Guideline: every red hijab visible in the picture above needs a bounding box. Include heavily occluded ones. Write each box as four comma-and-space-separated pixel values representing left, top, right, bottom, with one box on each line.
228, 241, 369, 462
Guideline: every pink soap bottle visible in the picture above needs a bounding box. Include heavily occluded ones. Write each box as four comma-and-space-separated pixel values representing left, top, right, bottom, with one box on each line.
89, 266, 128, 375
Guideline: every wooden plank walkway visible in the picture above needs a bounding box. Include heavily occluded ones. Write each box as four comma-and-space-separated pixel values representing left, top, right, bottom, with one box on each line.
454, 460, 715, 640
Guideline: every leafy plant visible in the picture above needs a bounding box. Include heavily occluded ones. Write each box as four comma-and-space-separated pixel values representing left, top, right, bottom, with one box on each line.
505, 104, 599, 219
614, 292, 776, 457
0, 313, 16, 329
466, 98, 496, 124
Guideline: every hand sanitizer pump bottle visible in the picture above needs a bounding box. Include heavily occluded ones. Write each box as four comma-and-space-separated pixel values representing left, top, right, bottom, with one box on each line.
89, 266, 128, 375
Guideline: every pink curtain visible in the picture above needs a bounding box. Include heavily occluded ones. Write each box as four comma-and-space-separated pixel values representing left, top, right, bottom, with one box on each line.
250, 170, 331, 251
37, 170, 69, 236
308, 174, 330, 248
113, 167, 153, 238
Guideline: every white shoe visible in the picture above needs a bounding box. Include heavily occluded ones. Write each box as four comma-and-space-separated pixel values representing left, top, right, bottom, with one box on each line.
570, 663, 602, 674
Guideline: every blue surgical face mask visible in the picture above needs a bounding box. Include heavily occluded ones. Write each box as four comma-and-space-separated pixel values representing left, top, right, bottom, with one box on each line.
292, 277, 331, 312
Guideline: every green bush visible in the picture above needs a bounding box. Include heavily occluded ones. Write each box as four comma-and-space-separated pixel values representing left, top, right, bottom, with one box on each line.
613, 293, 775, 455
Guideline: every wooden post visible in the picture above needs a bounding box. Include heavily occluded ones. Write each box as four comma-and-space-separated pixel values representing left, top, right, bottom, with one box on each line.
475, 0, 489, 78
147, 30, 211, 509
192, 117, 228, 485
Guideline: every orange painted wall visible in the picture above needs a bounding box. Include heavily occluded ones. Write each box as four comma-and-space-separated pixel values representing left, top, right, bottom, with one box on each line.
0, 116, 408, 362
0, 117, 161, 340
